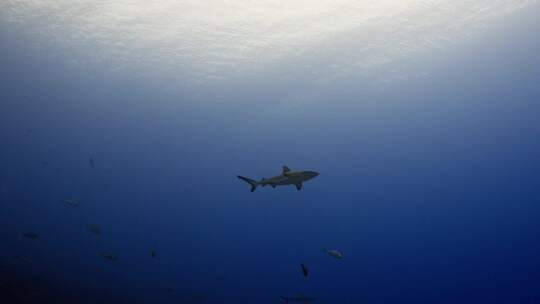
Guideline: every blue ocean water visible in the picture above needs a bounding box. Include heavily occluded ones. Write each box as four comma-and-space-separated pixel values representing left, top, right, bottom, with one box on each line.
1, 2, 540, 304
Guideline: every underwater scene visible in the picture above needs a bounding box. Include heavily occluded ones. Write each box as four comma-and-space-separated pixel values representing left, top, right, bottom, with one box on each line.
1, 1, 540, 303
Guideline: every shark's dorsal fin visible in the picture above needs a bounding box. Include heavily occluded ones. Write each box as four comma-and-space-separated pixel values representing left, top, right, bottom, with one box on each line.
282, 165, 291, 175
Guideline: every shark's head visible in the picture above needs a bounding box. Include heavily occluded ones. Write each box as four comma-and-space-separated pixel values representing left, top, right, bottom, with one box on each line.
302, 171, 319, 180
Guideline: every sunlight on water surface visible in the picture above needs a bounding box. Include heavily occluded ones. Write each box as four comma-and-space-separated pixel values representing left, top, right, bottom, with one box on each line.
1, 1, 536, 85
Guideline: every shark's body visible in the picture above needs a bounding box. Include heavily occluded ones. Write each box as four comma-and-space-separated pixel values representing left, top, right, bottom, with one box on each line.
238, 166, 319, 192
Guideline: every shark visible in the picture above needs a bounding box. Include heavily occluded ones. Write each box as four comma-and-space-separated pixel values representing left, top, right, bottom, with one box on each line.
23, 232, 39, 240
62, 199, 80, 207
323, 248, 344, 259
101, 252, 118, 262
88, 224, 101, 236
300, 263, 309, 278
238, 166, 319, 192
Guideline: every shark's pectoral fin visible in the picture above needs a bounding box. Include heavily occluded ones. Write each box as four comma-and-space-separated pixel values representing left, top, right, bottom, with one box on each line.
295, 183, 302, 191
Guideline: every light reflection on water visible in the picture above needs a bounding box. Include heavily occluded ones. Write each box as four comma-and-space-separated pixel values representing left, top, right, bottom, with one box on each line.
0, 1, 535, 86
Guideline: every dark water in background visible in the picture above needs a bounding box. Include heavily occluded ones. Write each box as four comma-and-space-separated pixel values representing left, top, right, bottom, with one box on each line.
1, 3, 540, 304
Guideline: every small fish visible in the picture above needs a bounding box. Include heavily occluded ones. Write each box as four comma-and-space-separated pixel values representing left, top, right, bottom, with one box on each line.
323, 248, 343, 259
89, 157, 95, 168
300, 263, 309, 278
88, 224, 101, 235
63, 199, 80, 207
101, 252, 118, 262
23, 232, 38, 240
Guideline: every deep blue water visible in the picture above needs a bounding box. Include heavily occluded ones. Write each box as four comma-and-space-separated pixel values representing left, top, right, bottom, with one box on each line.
1, 3, 540, 304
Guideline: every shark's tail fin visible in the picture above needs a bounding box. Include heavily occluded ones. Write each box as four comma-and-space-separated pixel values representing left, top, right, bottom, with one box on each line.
237, 176, 258, 192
